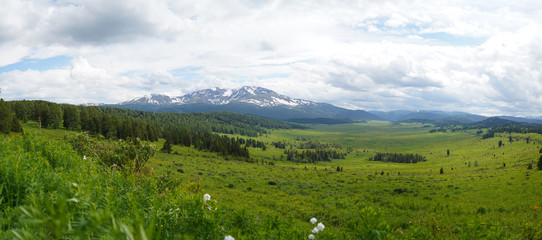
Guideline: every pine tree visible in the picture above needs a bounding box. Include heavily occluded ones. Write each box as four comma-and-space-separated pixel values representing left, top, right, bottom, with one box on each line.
11, 116, 21, 132
0, 99, 14, 134
63, 105, 80, 130
538, 155, 542, 170
161, 137, 172, 154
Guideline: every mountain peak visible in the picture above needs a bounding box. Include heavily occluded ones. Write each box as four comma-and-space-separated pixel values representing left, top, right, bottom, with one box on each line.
121, 93, 172, 105
238, 86, 276, 95
168, 86, 307, 107
114, 86, 381, 121
119, 86, 317, 108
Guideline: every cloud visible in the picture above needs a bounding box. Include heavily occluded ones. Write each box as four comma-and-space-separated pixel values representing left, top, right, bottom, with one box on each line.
0, 57, 145, 104
0, 0, 541, 116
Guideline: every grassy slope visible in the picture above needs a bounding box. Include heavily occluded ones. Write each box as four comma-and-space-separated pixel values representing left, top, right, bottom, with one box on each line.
151, 121, 542, 238
11, 121, 542, 238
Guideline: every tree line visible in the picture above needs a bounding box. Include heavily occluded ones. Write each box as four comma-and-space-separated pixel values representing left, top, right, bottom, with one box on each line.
5, 100, 298, 159
284, 149, 346, 163
369, 152, 427, 163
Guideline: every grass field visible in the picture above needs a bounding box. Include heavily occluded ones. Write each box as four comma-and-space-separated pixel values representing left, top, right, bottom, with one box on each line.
10, 121, 542, 238
150, 121, 542, 238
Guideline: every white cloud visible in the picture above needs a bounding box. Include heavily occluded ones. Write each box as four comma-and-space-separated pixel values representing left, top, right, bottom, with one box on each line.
0, 0, 541, 116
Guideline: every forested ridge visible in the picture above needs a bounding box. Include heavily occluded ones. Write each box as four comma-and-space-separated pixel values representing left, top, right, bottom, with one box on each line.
428, 117, 542, 138
3, 99, 302, 159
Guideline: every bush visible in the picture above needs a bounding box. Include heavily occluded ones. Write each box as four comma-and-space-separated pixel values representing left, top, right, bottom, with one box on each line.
68, 133, 155, 173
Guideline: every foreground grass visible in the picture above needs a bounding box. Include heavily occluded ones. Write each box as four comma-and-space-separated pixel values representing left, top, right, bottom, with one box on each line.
3, 122, 542, 239
0, 132, 319, 239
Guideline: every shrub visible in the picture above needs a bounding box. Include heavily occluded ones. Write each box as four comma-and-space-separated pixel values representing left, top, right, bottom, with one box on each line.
68, 133, 155, 173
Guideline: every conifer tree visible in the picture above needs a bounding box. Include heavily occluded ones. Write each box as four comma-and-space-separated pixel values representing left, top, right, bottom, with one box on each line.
0, 99, 14, 134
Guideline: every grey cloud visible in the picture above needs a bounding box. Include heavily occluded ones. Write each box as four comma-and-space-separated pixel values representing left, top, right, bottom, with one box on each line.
48, 2, 157, 45
323, 58, 443, 91
259, 41, 275, 51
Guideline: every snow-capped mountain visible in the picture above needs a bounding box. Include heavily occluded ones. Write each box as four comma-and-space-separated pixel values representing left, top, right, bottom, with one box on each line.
121, 93, 173, 105
123, 86, 317, 108
115, 86, 381, 121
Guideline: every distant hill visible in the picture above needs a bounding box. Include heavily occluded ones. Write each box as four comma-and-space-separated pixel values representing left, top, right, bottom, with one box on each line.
371, 110, 487, 123
112, 87, 542, 125
370, 110, 542, 126
494, 116, 542, 124
112, 86, 382, 121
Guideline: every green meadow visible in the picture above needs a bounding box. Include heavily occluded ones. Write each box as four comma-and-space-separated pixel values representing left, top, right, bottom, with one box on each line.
2, 120, 542, 239
151, 121, 542, 239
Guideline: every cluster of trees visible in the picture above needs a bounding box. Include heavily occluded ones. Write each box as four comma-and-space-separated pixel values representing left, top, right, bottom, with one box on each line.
159, 126, 251, 159
369, 152, 427, 163
271, 141, 287, 149
238, 138, 266, 150
0, 99, 22, 134
293, 140, 342, 149
271, 139, 344, 150
284, 149, 346, 163
192, 133, 250, 158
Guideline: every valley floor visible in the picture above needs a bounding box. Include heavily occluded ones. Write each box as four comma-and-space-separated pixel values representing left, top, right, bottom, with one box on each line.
3, 121, 541, 239
151, 122, 542, 238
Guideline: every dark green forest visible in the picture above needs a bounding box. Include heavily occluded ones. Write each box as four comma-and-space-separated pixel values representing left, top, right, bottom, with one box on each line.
3, 100, 302, 159
369, 152, 427, 163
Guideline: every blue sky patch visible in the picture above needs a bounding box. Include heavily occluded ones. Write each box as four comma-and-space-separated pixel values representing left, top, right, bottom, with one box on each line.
0, 55, 72, 73
420, 32, 486, 46
170, 66, 204, 79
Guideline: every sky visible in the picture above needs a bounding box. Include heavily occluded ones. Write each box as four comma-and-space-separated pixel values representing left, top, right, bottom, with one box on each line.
0, 0, 541, 117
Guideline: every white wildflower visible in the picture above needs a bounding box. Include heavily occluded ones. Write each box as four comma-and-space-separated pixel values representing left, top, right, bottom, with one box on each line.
312, 227, 319, 234
310, 217, 317, 224
224, 235, 235, 240
317, 222, 325, 231
83, 155, 86, 160
203, 194, 211, 203
308, 234, 315, 239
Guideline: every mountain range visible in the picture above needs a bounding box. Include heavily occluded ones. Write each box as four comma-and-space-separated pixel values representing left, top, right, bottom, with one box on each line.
111, 86, 542, 124
112, 86, 381, 121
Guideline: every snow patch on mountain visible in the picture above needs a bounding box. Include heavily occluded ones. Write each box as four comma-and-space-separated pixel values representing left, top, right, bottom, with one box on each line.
119, 86, 319, 108
121, 93, 173, 105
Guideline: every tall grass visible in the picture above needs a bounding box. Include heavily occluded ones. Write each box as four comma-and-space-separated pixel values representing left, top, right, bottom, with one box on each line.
0, 132, 313, 239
